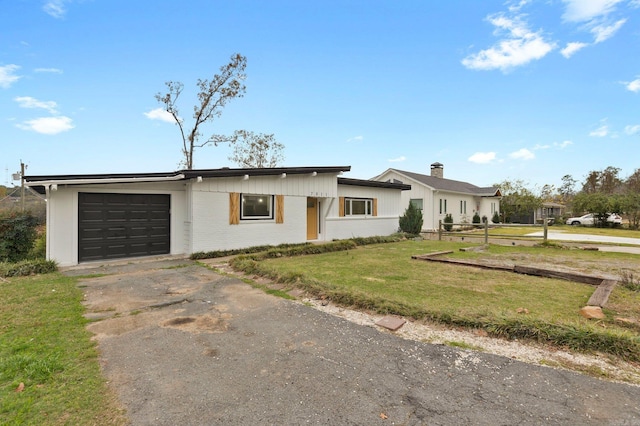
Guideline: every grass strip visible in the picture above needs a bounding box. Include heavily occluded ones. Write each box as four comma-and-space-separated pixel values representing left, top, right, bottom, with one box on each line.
0, 273, 127, 425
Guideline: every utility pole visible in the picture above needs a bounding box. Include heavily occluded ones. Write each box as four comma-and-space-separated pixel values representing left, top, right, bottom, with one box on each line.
20, 161, 25, 212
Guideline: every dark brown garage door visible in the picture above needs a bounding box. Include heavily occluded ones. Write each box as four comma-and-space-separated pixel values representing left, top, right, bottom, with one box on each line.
78, 192, 171, 262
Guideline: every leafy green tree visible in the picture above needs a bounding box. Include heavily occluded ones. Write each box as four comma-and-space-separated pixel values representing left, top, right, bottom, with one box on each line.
495, 179, 542, 223
572, 192, 614, 227
581, 167, 623, 195
399, 202, 423, 235
156, 53, 247, 169
0, 212, 39, 262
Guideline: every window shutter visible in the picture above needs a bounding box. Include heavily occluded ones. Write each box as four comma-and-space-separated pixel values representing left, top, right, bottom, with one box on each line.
373, 198, 378, 216
339, 197, 345, 217
276, 195, 284, 224
229, 192, 240, 225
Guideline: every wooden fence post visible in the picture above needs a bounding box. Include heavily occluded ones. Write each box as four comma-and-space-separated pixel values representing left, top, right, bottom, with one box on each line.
438, 220, 442, 241
484, 220, 489, 244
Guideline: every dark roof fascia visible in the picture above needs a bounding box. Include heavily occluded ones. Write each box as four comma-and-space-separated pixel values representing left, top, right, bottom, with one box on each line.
182, 166, 351, 179
24, 171, 180, 183
24, 166, 352, 184
338, 177, 411, 190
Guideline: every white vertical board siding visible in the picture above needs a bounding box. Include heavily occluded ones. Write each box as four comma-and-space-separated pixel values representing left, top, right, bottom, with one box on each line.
324, 185, 403, 240
193, 173, 337, 198
46, 182, 187, 267
373, 170, 435, 230
191, 191, 307, 252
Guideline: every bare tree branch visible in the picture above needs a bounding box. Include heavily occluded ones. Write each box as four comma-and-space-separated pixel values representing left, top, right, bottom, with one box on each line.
228, 130, 285, 168
155, 53, 247, 169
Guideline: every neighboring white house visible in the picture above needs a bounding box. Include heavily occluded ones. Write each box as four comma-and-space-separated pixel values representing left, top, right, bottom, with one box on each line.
372, 163, 501, 231
25, 166, 410, 267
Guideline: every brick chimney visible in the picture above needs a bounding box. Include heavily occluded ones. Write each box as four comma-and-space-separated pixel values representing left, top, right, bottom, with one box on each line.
430, 162, 443, 178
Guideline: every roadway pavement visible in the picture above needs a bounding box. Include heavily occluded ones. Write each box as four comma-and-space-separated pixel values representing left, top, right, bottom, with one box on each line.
526, 231, 640, 254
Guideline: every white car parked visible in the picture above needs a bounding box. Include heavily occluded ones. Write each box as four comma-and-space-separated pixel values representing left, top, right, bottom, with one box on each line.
565, 213, 622, 226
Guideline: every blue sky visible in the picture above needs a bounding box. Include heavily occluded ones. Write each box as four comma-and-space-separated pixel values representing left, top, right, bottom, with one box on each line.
2, 0, 639, 191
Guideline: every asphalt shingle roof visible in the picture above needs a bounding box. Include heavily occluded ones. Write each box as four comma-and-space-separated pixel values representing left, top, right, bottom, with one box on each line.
385, 169, 500, 196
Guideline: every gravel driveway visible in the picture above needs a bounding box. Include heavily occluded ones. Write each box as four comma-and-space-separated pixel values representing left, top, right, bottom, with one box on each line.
68, 258, 640, 425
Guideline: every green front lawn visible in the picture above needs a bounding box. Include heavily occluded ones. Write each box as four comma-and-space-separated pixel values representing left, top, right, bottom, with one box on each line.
0, 273, 127, 425
231, 240, 640, 362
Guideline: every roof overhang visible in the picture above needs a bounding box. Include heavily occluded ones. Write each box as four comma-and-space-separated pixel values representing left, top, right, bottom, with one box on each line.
24, 166, 353, 193
338, 177, 411, 190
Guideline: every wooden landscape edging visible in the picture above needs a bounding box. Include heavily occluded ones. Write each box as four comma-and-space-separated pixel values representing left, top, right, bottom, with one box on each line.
412, 249, 617, 307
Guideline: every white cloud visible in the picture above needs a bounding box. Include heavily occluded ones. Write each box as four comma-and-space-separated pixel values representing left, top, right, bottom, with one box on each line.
533, 143, 550, 150
462, 14, 555, 71
591, 18, 626, 43
555, 140, 573, 149
589, 125, 609, 137
561, 0, 623, 22
43, 0, 68, 18
625, 125, 640, 135
16, 116, 74, 134
509, 148, 535, 160
625, 77, 640, 92
34, 67, 63, 74
15, 96, 59, 114
560, 42, 588, 58
468, 152, 497, 164
388, 156, 406, 163
144, 108, 178, 123
0, 64, 21, 88
347, 135, 363, 142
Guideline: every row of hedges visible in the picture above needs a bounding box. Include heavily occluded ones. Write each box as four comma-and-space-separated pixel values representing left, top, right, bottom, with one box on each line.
190, 235, 405, 260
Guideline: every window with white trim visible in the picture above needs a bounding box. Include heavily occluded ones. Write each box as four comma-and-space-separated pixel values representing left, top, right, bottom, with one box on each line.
439, 198, 447, 214
345, 198, 373, 216
410, 198, 423, 210
460, 200, 466, 214
241, 194, 274, 220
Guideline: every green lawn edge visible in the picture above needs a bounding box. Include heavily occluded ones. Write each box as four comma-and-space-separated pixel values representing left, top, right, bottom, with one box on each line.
228, 241, 640, 363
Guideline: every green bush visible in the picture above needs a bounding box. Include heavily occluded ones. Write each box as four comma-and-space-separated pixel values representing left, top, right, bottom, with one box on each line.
399, 203, 423, 235
491, 211, 500, 224
0, 212, 39, 262
443, 214, 453, 231
472, 212, 481, 227
0, 259, 58, 277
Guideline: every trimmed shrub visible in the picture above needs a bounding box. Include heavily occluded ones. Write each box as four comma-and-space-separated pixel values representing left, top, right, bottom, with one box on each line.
0, 259, 58, 277
491, 211, 500, 224
0, 212, 39, 262
472, 212, 481, 227
443, 213, 453, 231
399, 203, 423, 235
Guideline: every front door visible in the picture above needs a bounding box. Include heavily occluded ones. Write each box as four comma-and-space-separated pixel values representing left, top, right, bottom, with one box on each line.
306, 197, 318, 240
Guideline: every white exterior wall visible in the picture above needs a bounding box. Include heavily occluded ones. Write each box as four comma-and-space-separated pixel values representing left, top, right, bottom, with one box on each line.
373, 170, 436, 230
324, 185, 403, 240
373, 170, 501, 230
191, 191, 307, 252
46, 181, 187, 267
190, 173, 337, 252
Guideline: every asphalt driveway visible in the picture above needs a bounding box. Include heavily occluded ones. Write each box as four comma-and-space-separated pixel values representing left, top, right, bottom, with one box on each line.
68, 258, 640, 425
